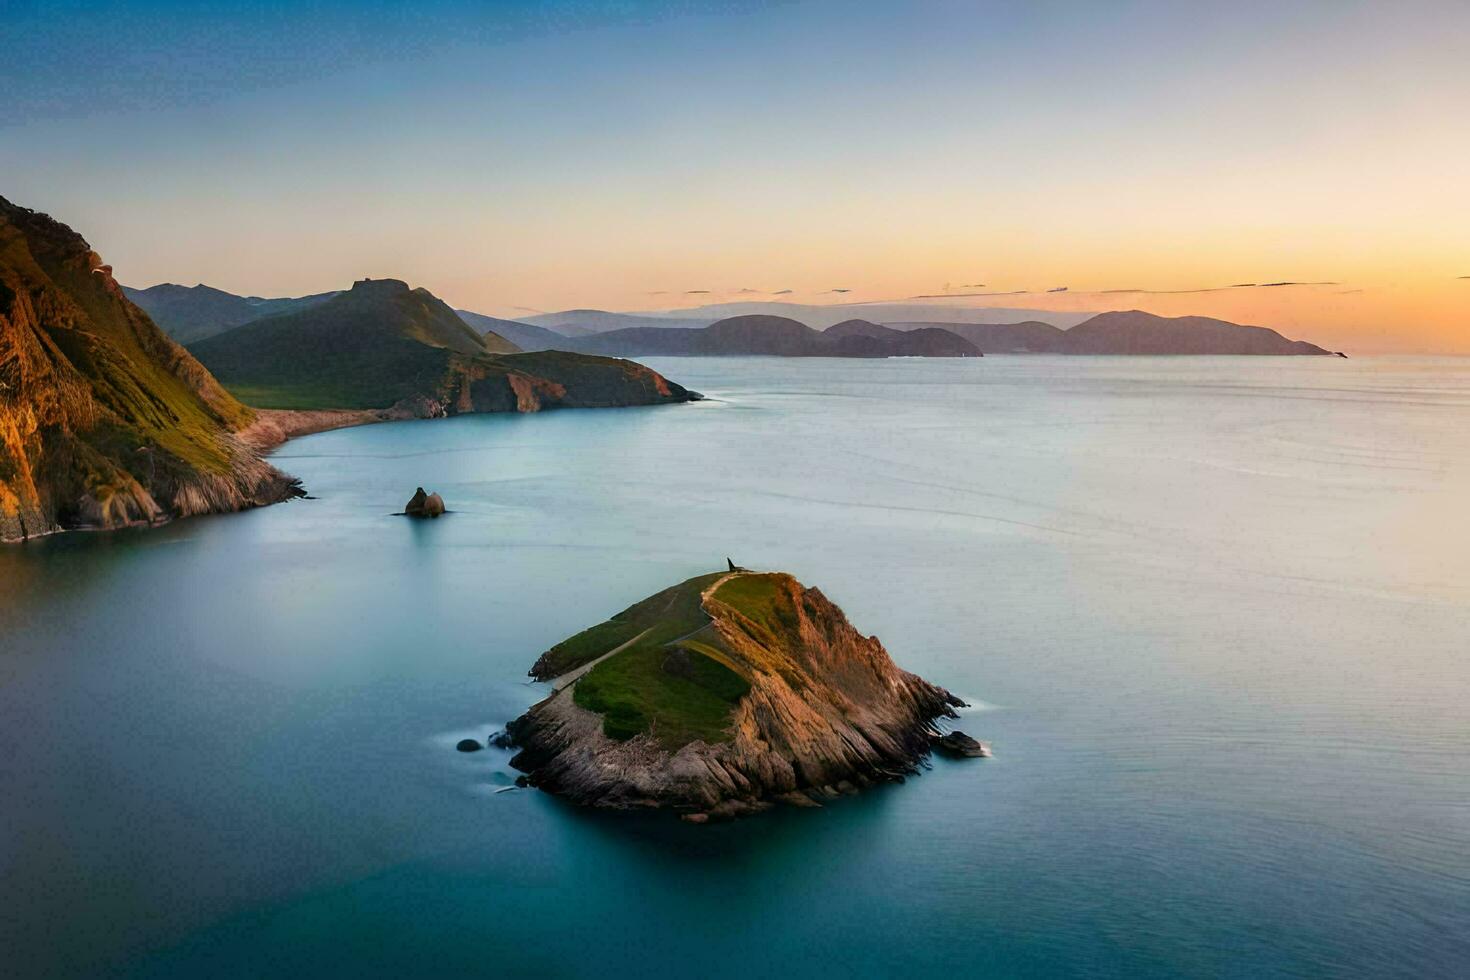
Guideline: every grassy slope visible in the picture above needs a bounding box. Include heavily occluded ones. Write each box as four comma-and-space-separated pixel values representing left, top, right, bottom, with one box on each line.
547, 572, 809, 749
190, 281, 504, 409
1, 201, 253, 477
544, 572, 750, 747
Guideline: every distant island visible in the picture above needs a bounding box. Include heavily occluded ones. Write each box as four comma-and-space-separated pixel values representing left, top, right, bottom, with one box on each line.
555, 314, 982, 358
0, 197, 695, 542
131, 284, 1340, 358
889, 312, 1334, 355
504, 568, 979, 822
504, 302, 1336, 356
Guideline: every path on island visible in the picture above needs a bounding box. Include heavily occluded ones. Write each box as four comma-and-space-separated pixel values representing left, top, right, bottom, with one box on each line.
548, 627, 655, 692
545, 571, 751, 694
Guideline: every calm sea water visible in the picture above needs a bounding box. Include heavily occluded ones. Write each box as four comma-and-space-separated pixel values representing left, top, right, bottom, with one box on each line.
2, 356, 1468, 979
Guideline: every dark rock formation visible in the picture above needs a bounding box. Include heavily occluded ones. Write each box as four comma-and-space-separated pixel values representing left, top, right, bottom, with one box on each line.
932, 731, 991, 758
456, 738, 483, 753
0, 196, 301, 543
507, 570, 977, 821
405, 487, 445, 518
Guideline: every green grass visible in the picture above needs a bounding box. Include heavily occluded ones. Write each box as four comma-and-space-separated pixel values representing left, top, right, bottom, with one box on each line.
534, 572, 726, 678
538, 570, 755, 748
711, 573, 798, 635
223, 383, 386, 411
574, 631, 750, 747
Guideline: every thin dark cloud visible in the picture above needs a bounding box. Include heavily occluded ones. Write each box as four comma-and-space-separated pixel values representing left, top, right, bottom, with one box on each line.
1047, 286, 1068, 293
685, 289, 710, 294
1258, 281, 1338, 287
735, 287, 761, 294
1334, 289, 1366, 295
963, 283, 986, 288
771, 289, 794, 295
1458, 276, 1470, 280
826, 288, 852, 294
647, 290, 668, 296
511, 305, 546, 314
1102, 286, 1234, 295
1100, 282, 1341, 295
908, 290, 1027, 299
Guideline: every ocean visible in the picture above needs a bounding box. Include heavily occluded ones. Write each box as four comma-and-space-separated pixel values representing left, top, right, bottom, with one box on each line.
2, 355, 1467, 978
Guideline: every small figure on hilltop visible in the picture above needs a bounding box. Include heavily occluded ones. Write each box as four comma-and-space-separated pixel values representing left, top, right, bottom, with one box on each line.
405, 487, 446, 518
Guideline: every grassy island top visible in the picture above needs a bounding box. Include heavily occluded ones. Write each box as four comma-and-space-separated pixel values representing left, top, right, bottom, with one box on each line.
532, 571, 800, 749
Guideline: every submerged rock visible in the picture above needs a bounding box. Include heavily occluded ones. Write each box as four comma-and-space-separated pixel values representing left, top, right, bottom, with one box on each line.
932, 731, 991, 758
456, 738, 483, 753
507, 568, 979, 822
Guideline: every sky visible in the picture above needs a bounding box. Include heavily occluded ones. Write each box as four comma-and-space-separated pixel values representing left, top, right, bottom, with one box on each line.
2, 0, 1467, 353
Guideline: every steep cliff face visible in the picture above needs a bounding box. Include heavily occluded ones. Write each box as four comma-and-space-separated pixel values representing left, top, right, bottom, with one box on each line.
0, 197, 299, 542
508, 571, 967, 821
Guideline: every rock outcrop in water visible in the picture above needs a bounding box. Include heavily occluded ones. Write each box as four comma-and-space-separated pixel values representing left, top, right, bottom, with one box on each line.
0, 196, 300, 542
405, 487, 445, 518
506, 569, 977, 821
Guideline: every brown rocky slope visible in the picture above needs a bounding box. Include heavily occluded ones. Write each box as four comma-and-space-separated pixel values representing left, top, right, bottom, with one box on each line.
0, 196, 299, 542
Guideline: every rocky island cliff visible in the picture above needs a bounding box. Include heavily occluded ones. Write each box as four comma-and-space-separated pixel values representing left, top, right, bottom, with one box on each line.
506, 570, 976, 821
0, 196, 300, 542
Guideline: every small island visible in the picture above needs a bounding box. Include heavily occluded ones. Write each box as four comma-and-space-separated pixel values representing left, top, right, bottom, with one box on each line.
504, 568, 983, 821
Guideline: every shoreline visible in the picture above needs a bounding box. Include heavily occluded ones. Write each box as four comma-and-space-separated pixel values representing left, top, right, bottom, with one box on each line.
236, 406, 410, 453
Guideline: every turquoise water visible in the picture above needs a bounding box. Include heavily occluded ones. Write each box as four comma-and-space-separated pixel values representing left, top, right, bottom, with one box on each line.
2, 356, 1468, 978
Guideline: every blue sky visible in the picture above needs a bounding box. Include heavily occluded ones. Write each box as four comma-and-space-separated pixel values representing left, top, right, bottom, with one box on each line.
3, 0, 1467, 350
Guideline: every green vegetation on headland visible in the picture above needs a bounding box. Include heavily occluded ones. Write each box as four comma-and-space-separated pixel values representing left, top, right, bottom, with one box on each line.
508, 568, 973, 820
532, 570, 905, 748
189, 278, 694, 413
0, 195, 298, 542
575, 639, 750, 746
548, 572, 750, 747
531, 572, 726, 678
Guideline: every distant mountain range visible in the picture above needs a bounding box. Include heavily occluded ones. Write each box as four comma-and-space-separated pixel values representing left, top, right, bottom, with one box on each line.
519, 309, 706, 334
455, 309, 580, 352
129, 281, 1336, 360
1059, 311, 1333, 355
624, 301, 1101, 331
189, 278, 693, 413
560, 315, 982, 358
889, 320, 1067, 353
122, 282, 337, 343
